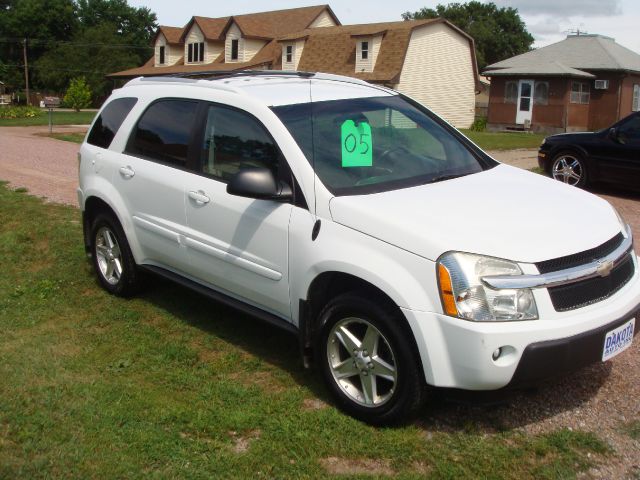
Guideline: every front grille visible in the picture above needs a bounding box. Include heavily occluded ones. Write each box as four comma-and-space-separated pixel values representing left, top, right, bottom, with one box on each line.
548, 253, 634, 311
535, 233, 624, 274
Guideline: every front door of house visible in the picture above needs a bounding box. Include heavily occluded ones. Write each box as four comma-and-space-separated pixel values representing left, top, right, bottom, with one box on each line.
515, 79, 534, 125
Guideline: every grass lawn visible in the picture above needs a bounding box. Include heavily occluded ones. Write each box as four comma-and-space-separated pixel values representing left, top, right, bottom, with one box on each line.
0, 110, 96, 127
44, 132, 86, 144
459, 130, 546, 151
0, 182, 611, 478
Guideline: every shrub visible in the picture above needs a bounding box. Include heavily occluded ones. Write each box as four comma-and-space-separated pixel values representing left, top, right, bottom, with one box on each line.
63, 77, 92, 112
470, 116, 487, 132
0, 106, 43, 119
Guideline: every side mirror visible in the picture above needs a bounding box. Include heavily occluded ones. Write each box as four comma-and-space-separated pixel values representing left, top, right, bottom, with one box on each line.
608, 127, 619, 141
227, 167, 292, 201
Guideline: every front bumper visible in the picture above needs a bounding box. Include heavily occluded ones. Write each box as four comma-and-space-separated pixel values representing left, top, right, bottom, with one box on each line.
402, 255, 640, 390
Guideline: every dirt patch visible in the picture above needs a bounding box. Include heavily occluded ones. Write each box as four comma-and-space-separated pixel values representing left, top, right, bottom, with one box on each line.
228, 429, 261, 454
320, 456, 395, 476
302, 398, 328, 411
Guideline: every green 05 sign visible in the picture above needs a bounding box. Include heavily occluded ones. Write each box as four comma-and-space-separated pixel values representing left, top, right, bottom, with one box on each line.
341, 119, 373, 167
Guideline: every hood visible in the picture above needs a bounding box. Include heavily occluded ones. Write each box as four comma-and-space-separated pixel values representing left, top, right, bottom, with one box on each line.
329, 164, 622, 263
546, 131, 598, 142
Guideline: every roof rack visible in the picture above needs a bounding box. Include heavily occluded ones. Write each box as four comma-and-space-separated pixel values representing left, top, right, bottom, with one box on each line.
169, 70, 316, 80
124, 70, 390, 95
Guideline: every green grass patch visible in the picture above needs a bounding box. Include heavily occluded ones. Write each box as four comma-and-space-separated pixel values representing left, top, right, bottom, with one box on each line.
0, 182, 610, 478
622, 421, 640, 440
46, 132, 86, 144
0, 110, 95, 126
459, 129, 546, 151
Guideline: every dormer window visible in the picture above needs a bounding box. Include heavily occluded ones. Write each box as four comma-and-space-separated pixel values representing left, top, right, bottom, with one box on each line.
188, 42, 204, 63
231, 39, 239, 61
159, 46, 165, 65
361, 41, 369, 60
285, 45, 293, 63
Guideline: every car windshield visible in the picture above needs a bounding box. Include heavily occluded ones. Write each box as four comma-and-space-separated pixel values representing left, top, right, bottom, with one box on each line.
272, 95, 490, 196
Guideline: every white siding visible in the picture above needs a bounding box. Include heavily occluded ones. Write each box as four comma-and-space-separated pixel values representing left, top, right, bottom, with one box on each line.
155, 34, 182, 66
396, 23, 476, 128
244, 38, 267, 62
225, 22, 243, 62
355, 34, 382, 73
281, 39, 305, 71
206, 41, 224, 63
155, 34, 167, 66
309, 10, 336, 28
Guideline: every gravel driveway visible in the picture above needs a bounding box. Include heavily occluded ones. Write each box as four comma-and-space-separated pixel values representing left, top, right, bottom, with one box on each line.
1, 126, 639, 477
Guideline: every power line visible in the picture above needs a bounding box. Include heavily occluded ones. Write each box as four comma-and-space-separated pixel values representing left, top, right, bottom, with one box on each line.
3, 63, 115, 74
0, 37, 153, 49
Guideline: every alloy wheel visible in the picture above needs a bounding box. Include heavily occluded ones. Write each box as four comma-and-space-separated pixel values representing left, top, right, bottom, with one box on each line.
326, 317, 398, 407
552, 155, 583, 186
95, 226, 123, 285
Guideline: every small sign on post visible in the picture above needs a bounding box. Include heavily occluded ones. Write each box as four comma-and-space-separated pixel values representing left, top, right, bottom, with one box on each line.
43, 96, 61, 134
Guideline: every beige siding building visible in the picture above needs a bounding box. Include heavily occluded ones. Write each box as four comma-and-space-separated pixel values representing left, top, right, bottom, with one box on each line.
111, 6, 478, 127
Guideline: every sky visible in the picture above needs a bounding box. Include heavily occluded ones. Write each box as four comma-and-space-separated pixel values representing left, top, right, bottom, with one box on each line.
130, 0, 640, 54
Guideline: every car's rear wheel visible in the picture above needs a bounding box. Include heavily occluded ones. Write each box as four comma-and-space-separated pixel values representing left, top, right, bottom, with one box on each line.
90, 213, 141, 297
317, 293, 425, 425
550, 151, 588, 187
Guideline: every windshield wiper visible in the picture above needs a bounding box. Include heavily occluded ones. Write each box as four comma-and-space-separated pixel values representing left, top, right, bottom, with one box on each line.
427, 172, 470, 184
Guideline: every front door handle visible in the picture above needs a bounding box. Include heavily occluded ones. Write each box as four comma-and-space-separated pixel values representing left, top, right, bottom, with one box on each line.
188, 190, 210, 205
119, 166, 135, 178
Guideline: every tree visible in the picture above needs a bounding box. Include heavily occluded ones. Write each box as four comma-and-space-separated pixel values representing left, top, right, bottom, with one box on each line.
402, 2, 534, 70
63, 76, 91, 110
0, 0, 78, 89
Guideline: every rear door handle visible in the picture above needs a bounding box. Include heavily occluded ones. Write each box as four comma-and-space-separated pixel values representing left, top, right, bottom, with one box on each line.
188, 190, 210, 205
119, 166, 135, 178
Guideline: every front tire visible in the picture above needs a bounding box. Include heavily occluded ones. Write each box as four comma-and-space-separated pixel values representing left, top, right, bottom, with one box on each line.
90, 213, 141, 297
550, 151, 588, 187
316, 293, 425, 425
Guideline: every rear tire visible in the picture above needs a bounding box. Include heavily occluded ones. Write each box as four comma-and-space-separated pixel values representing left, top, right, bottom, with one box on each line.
90, 213, 141, 297
316, 293, 426, 425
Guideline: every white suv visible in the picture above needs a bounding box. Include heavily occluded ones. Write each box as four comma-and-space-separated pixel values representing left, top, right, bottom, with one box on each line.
78, 72, 639, 424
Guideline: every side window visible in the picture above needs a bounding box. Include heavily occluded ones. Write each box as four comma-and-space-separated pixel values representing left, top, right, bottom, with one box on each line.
617, 115, 640, 144
504, 81, 518, 104
87, 97, 138, 149
534, 81, 549, 105
126, 99, 199, 168
200, 105, 279, 182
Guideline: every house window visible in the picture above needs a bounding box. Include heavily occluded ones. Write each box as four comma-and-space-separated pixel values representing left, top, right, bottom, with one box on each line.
285, 45, 293, 63
188, 42, 204, 63
534, 81, 549, 105
159, 46, 165, 65
570, 81, 590, 104
504, 81, 518, 104
231, 39, 239, 61
361, 41, 369, 60
633, 84, 639, 112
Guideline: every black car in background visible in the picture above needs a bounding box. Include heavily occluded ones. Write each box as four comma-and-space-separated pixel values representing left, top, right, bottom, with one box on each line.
538, 112, 640, 189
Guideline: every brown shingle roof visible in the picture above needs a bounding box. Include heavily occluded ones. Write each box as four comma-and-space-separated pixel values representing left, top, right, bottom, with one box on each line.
280, 19, 456, 84
153, 26, 184, 45
179, 5, 338, 42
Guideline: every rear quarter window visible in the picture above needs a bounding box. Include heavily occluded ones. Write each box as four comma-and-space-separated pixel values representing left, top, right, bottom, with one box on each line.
87, 97, 138, 149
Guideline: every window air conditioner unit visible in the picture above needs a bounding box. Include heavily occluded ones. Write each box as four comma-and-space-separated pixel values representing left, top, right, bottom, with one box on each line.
595, 79, 609, 89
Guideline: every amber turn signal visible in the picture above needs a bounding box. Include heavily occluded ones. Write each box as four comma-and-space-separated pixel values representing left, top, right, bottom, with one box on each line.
438, 263, 458, 317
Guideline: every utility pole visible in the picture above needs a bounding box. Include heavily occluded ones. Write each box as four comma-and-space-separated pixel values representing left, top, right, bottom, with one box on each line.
23, 38, 29, 106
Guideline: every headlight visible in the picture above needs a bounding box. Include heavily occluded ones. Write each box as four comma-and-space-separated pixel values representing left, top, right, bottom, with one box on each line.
610, 204, 628, 239
540, 138, 546, 147
437, 252, 538, 321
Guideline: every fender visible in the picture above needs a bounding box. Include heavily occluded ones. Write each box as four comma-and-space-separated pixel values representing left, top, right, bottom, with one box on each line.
81, 176, 143, 263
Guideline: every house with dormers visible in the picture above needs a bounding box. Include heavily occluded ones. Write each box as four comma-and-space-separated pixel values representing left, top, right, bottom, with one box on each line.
110, 5, 478, 127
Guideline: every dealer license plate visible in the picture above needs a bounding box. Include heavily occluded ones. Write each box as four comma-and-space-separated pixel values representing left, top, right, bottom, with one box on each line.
602, 318, 635, 362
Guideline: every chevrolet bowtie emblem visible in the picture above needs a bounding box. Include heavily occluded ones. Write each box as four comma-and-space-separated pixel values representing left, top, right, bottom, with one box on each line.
596, 259, 614, 277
